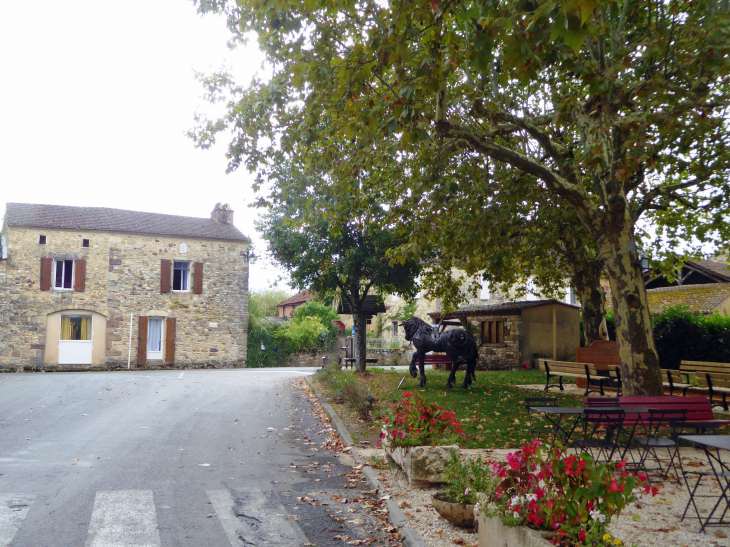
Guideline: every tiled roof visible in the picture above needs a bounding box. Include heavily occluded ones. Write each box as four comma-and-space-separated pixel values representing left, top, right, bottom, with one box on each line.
692, 259, 730, 281
4, 203, 249, 242
606, 283, 730, 315
430, 299, 580, 319
278, 291, 317, 307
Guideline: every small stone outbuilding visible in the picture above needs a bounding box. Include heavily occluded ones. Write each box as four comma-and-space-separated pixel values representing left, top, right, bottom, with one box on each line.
430, 300, 580, 370
0, 202, 251, 371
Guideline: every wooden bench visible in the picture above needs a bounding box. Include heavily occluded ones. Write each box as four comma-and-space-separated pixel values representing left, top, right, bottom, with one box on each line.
679, 361, 730, 408
585, 395, 730, 431
661, 368, 692, 396
539, 359, 607, 396
424, 353, 453, 370
696, 372, 730, 411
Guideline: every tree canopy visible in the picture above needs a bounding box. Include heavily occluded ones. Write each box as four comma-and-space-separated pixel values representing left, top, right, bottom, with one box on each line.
255, 159, 421, 371
192, 0, 730, 394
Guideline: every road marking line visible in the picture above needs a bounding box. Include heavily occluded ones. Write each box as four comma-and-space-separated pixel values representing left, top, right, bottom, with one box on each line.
207, 489, 304, 546
85, 490, 160, 547
177, 372, 185, 380
0, 494, 36, 547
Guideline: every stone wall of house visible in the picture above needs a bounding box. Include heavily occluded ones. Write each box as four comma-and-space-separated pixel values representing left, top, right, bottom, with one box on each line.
0, 226, 249, 370
467, 314, 522, 370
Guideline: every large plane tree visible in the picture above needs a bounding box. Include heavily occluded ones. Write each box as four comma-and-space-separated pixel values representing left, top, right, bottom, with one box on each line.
192, 0, 730, 394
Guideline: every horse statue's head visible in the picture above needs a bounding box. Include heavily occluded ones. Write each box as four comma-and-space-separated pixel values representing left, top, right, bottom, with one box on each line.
400, 317, 432, 341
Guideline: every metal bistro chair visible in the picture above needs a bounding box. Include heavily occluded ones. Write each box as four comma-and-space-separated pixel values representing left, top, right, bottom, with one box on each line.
524, 397, 558, 441
633, 408, 688, 484
574, 407, 626, 464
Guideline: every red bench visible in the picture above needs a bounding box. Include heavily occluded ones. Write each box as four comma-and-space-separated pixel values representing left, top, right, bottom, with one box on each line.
424, 353, 453, 370
585, 396, 730, 431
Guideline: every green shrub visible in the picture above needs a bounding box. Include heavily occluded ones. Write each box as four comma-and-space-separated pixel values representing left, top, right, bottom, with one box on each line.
654, 306, 730, 368
442, 450, 495, 505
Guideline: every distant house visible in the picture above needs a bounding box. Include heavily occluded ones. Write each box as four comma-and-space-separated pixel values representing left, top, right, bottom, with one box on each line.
278, 291, 316, 319
645, 259, 730, 289
606, 259, 730, 316
430, 300, 581, 370
0, 202, 251, 371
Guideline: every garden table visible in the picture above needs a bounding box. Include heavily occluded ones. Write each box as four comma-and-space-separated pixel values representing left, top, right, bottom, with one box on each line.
533, 406, 654, 460
677, 434, 730, 533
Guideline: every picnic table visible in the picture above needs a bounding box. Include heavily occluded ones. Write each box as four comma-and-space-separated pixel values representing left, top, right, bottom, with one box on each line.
677, 435, 730, 533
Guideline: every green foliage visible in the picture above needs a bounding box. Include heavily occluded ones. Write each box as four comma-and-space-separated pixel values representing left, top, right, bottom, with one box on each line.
443, 450, 495, 505
653, 306, 730, 368
388, 300, 417, 323
276, 316, 333, 354
292, 301, 339, 332
249, 290, 291, 320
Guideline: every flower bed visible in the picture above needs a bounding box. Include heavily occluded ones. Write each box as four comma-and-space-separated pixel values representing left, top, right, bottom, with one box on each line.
486, 440, 656, 546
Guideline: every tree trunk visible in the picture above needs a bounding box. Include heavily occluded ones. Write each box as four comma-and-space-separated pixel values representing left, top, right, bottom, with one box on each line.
571, 259, 606, 346
352, 312, 368, 372
598, 233, 663, 396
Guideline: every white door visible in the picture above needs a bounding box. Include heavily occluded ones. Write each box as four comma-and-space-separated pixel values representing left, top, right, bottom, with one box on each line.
147, 318, 163, 360
58, 315, 92, 365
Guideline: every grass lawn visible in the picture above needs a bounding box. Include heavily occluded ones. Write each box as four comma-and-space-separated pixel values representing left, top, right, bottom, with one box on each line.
313, 367, 585, 449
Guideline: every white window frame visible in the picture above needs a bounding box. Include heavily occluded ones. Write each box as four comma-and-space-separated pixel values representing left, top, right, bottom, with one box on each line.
53, 259, 75, 291
172, 261, 190, 292
147, 318, 164, 360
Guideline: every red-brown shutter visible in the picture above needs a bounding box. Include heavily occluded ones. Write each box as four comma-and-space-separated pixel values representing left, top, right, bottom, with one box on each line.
137, 316, 148, 365
165, 317, 176, 365
40, 257, 52, 291
160, 259, 171, 293
193, 262, 203, 294
74, 259, 86, 292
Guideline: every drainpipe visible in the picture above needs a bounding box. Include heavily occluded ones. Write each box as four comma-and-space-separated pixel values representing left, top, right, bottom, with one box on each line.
127, 313, 133, 369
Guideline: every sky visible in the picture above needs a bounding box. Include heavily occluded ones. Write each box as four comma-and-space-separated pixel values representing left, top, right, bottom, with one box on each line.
0, 0, 294, 293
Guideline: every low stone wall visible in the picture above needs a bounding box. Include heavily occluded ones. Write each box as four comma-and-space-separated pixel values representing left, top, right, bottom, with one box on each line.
475, 505, 552, 547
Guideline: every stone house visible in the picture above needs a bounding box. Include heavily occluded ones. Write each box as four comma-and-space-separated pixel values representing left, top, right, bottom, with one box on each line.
0, 203, 251, 371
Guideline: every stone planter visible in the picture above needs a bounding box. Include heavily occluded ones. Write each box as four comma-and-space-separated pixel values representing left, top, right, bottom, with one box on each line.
384, 445, 458, 488
474, 504, 554, 547
431, 491, 474, 528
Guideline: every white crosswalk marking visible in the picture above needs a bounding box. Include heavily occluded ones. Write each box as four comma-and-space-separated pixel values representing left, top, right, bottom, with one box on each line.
207, 489, 304, 546
0, 494, 35, 547
85, 490, 161, 547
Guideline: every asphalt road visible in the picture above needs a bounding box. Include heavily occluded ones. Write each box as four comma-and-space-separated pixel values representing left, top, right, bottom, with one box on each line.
0, 369, 399, 547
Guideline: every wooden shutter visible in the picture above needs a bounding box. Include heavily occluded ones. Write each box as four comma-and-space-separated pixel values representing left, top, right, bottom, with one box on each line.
40, 258, 52, 291
193, 262, 203, 294
74, 259, 86, 292
498, 321, 504, 344
160, 259, 171, 293
137, 316, 148, 365
165, 317, 176, 365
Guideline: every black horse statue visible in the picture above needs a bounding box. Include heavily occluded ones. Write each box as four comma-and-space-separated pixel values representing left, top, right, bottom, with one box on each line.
400, 317, 478, 389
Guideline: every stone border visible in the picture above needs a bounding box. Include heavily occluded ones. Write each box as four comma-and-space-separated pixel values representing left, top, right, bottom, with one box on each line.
305, 376, 428, 547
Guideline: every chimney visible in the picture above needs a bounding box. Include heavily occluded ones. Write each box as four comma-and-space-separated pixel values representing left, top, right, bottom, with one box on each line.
211, 203, 234, 225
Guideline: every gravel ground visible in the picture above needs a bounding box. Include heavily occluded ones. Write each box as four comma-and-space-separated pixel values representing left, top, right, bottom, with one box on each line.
363, 447, 730, 547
